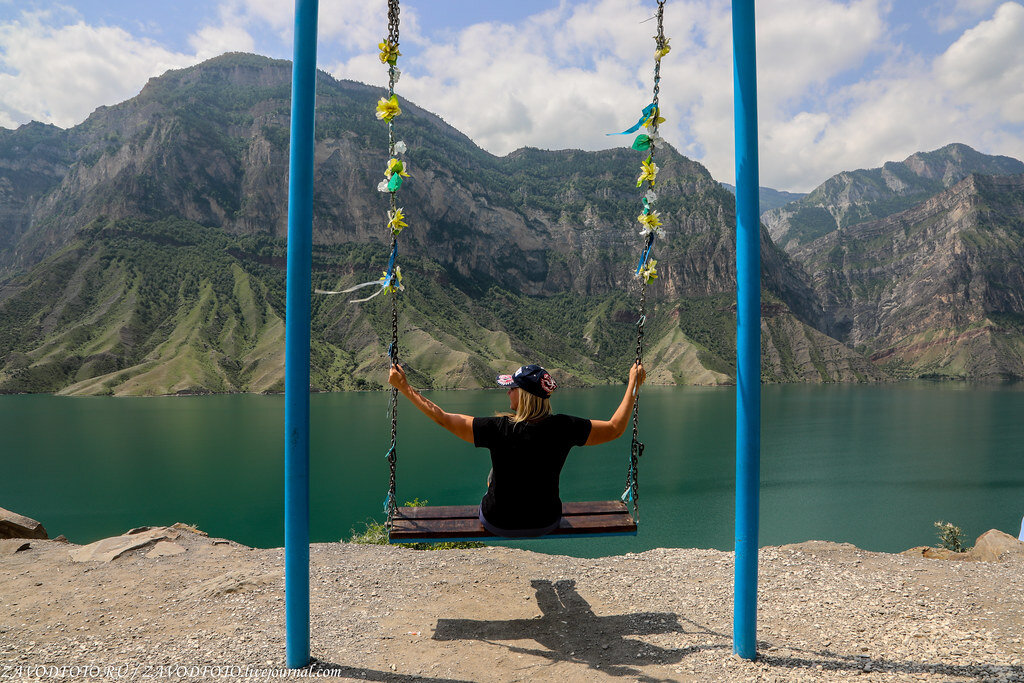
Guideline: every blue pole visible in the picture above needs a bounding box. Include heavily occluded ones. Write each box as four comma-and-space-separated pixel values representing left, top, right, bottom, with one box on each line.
732, 0, 761, 661
285, 0, 318, 669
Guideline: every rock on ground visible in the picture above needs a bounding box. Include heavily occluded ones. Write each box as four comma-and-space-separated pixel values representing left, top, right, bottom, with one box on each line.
0, 506, 47, 539
1, 528, 1022, 682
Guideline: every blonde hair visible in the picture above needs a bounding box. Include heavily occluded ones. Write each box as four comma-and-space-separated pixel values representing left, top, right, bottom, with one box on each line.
498, 388, 552, 424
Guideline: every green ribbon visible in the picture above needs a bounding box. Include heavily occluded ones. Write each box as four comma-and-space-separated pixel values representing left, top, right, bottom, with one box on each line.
632, 134, 652, 151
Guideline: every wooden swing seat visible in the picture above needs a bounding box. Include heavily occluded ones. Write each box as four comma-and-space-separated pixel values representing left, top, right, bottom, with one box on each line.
388, 500, 637, 543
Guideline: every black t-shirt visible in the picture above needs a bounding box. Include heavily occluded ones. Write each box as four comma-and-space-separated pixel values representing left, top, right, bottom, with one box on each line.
473, 414, 592, 530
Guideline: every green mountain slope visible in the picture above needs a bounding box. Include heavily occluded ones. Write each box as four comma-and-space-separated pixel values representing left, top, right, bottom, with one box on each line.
0, 215, 883, 395
0, 53, 887, 394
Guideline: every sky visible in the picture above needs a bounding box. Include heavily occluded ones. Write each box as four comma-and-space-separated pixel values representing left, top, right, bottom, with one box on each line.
1, 0, 1023, 193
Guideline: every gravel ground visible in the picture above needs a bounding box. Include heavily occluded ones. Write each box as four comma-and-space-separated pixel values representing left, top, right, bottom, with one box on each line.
1, 527, 1022, 682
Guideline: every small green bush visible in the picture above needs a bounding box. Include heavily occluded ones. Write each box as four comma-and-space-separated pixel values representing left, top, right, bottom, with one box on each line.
934, 520, 967, 553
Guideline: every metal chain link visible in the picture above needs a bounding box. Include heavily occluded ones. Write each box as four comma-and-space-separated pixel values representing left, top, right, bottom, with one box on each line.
624, 0, 667, 523
384, 0, 401, 527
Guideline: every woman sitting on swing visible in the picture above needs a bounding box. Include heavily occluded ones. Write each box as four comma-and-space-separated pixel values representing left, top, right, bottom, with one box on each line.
388, 360, 646, 538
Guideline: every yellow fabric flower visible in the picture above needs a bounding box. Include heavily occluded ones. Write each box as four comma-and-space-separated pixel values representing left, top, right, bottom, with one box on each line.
385, 157, 410, 179
383, 265, 404, 295
643, 107, 666, 130
638, 259, 658, 284
637, 157, 659, 187
637, 210, 662, 230
654, 37, 671, 61
388, 208, 408, 236
378, 40, 401, 66
376, 95, 401, 121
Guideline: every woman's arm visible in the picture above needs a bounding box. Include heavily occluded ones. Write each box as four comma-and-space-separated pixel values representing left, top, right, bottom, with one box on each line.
585, 361, 646, 446
388, 363, 475, 443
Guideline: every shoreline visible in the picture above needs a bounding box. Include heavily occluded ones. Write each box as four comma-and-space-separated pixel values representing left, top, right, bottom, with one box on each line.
5, 375, 1024, 399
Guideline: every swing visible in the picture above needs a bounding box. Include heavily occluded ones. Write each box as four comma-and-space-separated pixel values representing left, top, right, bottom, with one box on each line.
323, 0, 670, 543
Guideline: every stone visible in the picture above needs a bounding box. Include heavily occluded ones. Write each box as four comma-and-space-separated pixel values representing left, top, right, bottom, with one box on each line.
0, 539, 31, 555
969, 529, 1024, 563
901, 546, 970, 561
0, 507, 48, 540
146, 541, 186, 558
69, 527, 178, 563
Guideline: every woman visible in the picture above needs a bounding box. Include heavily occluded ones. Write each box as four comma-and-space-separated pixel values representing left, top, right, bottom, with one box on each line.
388, 360, 646, 538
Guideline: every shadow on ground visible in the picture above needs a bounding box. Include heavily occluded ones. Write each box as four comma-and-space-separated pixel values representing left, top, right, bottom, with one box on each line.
434, 578, 725, 681
429, 577, 1023, 681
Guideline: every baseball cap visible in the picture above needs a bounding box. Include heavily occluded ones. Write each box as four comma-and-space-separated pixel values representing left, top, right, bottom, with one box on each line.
495, 364, 557, 399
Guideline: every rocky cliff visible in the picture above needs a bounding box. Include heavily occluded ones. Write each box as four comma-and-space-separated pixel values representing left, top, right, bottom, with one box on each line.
793, 173, 1024, 380
763, 143, 1024, 252
0, 53, 883, 394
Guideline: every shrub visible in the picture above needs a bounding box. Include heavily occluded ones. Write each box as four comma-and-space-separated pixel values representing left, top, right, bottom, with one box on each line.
934, 520, 967, 553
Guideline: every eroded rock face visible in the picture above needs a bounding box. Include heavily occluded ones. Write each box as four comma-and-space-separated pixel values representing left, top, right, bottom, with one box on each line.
764, 143, 1024, 252
0, 507, 48, 539
792, 173, 1024, 380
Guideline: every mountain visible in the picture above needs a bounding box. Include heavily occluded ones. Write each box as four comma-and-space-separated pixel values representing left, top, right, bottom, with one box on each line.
764, 144, 1024, 252
793, 173, 1024, 381
719, 183, 807, 214
0, 53, 883, 395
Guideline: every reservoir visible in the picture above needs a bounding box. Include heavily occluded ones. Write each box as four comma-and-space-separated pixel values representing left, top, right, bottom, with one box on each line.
3, 382, 1022, 557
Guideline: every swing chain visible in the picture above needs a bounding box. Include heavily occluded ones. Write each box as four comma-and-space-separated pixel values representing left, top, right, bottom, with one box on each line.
625, 279, 647, 522
386, 251, 399, 526
387, 0, 400, 151
652, 0, 666, 111
384, 0, 401, 528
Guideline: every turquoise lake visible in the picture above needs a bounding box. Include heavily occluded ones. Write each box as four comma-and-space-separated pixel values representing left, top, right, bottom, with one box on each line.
2, 383, 1023, 558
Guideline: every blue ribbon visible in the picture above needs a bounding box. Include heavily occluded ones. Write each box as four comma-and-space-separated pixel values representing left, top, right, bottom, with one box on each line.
635, 235, 655, 275
382, 242, 398, 288
608, 103, 657, 136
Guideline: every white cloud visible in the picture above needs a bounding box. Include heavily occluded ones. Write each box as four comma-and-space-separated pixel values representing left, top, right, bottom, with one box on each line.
3, 0, 1023, 194
0, 12, 195, 128
937, 1, 1024, 122
927, 0, 1003, 33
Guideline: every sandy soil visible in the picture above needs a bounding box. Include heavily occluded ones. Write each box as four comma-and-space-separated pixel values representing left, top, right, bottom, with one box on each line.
2, 526, 1022, 682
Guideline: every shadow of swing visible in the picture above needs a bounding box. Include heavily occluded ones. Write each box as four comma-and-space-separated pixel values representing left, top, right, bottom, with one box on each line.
433, 578, 728, 680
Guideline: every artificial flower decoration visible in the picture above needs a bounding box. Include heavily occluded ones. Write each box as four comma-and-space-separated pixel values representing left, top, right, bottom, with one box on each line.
638, 259, 659, 284
383, 265, 404, 295
643, 107, 666, 131
385, 157, 410, 178
388, 208, 408, 236
384, 157, 410, 192
655, 37, 671, 61
631, 131, 664, 152
376, 95, 401, 122
644, 189, 659, 205
378, 40, 401, 66
377, 180, 389, 193
637, 156, 659, 187
634, 209, 659, 228
393, 140, 407, 155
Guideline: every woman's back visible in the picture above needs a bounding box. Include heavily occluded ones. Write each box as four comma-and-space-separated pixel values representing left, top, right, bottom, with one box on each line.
474, 414, 591, 530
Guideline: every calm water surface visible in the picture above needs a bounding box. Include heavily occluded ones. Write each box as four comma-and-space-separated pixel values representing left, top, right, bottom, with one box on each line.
3, 383, 1022, 557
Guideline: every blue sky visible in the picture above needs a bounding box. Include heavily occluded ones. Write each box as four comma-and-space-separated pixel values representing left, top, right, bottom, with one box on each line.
2, 0, 1023, 192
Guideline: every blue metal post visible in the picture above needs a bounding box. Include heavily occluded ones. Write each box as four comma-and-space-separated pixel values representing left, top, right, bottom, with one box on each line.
285, 0, 318, 669
732, 0, 761, 661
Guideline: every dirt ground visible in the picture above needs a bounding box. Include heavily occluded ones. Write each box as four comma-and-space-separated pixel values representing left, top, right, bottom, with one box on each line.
2, 526, 1022, 682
